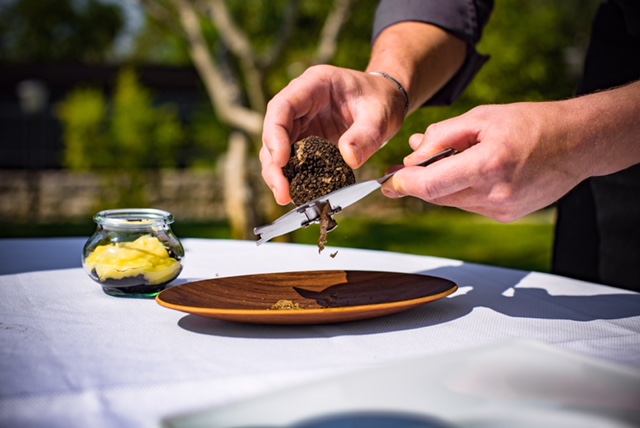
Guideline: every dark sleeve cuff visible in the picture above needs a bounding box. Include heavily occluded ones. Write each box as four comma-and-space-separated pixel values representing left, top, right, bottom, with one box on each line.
372, 0, 494, 106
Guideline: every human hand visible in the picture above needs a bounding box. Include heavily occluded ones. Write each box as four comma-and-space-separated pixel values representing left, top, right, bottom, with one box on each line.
382, 101, 589, 222
260, 64, 408, 205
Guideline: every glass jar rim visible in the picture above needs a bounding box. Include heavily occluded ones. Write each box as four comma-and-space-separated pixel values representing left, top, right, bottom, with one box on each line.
94, 208, 174, 229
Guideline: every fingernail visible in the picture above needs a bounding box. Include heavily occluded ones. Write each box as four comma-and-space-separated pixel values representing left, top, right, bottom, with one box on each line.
350, 144, 362, 167
382, 187, 402, 199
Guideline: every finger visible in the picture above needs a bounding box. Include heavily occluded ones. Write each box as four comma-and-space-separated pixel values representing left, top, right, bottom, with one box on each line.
263, 97, 297, 168
337, 127, 365, 168
408, 133, 424, 150
260, 146, 293, 205
385, 164, 404, 175
404, 115, 481, 166
428, 189, 486, 212
383, 148, 482, 201
337, 105, 396, 168
262, 70, 333, 167
427, 196, 529, 223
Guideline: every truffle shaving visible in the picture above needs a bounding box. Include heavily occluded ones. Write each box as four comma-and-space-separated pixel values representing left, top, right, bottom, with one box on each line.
270, 299, 303, 310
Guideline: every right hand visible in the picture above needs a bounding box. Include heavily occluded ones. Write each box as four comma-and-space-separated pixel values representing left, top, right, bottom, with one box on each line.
383, 101, 591, 222
260, 64, 408, 205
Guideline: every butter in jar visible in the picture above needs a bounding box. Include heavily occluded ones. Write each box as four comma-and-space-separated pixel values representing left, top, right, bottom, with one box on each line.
82, 208, 184, 298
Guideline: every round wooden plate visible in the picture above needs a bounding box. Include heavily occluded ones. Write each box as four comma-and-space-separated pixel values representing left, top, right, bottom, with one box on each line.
156, 270, 457, 325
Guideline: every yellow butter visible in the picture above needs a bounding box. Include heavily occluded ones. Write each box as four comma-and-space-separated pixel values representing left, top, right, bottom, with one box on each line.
85, 235, 181, 285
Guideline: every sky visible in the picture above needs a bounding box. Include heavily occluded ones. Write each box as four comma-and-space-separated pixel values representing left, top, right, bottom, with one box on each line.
100, 0, 145, 56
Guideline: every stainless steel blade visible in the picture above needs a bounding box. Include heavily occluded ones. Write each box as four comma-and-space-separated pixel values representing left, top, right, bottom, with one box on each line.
254, 148, 456, 245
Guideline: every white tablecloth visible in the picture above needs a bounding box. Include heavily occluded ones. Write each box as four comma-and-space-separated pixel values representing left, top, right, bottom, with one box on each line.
1, 238, 639, 427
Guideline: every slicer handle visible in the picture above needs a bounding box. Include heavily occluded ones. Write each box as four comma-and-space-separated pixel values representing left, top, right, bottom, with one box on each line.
415, 148, 457, 168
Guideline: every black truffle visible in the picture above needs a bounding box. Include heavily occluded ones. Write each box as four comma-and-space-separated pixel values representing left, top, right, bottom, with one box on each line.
283, 136, 356, 206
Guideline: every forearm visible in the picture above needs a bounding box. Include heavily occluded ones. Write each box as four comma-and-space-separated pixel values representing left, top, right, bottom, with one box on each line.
563, 80, 640, 178
365, 22, 467, 114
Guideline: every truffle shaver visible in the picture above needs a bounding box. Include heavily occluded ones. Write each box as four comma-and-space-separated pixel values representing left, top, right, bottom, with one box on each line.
254, 148, 456, 245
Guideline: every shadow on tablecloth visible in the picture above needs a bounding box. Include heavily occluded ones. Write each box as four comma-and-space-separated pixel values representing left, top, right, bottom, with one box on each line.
0, 238, 84, 275
176, 263, 640, 338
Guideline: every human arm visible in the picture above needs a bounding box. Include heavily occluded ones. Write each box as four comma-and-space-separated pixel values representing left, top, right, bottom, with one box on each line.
364, 22, 467, 115
260, 1, 493, 205
383, 80, 640, 222
260, 25, 466, 205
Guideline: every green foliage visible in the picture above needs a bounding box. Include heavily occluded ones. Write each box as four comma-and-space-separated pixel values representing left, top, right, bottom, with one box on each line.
469, 0, 581, 104
110, 68, 184, 169
57, 88, 109, 171
0, 0, 124, 63
57, 68, 186, 208
189, 103, 232, 169
265, 0, 378, 96
231, 0, 291, 51
130, 2, 192, 66
332, 0, 378, 70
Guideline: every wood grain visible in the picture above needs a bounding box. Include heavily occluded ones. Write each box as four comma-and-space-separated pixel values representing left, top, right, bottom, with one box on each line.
156, 270, 457, 325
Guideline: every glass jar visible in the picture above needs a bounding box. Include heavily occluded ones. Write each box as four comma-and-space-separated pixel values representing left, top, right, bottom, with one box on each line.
82, 208, 185, 298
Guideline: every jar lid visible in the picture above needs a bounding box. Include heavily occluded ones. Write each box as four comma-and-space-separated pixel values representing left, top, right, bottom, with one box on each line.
94, 208, 174, 229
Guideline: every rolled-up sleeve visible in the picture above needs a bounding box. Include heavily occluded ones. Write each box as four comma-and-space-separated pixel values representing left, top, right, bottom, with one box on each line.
373, 0, 494, 106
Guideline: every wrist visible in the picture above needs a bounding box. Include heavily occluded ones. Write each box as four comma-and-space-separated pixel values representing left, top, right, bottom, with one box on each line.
563, 83, 640, 177
368, 71, 409, 117
367, 22, 467, 112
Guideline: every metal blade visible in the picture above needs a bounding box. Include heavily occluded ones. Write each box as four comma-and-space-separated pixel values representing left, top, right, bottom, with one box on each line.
253, 204, 314, 246
253, 179, 381, 245
254, 148, 456, 245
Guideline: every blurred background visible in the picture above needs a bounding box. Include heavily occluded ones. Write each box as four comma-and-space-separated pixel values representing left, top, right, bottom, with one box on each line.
0, 0, 601, 272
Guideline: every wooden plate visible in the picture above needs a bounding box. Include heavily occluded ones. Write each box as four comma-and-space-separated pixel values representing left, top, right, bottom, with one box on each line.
156, 270, 457, 325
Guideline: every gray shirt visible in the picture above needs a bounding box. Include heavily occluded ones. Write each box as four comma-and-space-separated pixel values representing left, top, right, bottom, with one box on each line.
372, 0, 494, 106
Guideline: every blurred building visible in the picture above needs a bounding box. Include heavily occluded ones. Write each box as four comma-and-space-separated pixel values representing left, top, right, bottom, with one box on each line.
0, 64, 204, 169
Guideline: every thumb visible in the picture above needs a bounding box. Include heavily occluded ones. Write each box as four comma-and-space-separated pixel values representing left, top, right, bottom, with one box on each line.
338, 121, 390, 169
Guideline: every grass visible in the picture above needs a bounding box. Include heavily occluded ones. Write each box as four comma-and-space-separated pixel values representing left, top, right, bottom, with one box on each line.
292, 208, 554, 273
0, 208, 554, 273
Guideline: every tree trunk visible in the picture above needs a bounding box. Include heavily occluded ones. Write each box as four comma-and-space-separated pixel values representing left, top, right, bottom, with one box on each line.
223, 131, 253, 239
148, 0, 357, 240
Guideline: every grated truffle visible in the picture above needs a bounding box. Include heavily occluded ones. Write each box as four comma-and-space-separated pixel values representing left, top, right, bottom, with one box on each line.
270, 299, 303, 310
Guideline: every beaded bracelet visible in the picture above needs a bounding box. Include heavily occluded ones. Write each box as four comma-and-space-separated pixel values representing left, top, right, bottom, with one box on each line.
369, 71, 410, 116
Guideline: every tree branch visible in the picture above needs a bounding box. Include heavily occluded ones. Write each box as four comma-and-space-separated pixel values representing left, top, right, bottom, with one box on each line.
207, 0, 266, 112
206, 0, 255, 62
173, 0, 263, 136
140, 0, 183, 35
259, 0, 303, 70
315, 0, 356, 64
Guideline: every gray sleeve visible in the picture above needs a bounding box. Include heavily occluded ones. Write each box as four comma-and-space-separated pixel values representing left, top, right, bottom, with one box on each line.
372, 0, 495, 106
